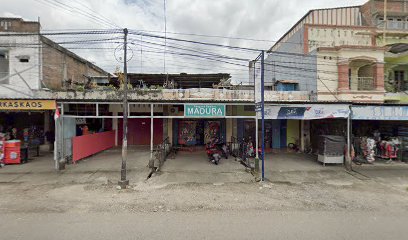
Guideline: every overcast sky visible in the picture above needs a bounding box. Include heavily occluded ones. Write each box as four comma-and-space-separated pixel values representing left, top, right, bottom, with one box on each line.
1, 0, 367, 83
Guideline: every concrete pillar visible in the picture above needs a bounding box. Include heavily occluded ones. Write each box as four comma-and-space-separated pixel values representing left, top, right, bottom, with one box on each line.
44, 111, 50, 144
300, 120, 310, 152
374, 62, 385, 90
338, 62, 350, 91
168, 118, 173, 145
232, 119, 237, 140
113, 112, 118, 146
226, 118, 233, 142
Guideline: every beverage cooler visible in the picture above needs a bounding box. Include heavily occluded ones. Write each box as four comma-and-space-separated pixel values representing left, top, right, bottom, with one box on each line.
0, 135, 4, 165
3, 140, 21, 164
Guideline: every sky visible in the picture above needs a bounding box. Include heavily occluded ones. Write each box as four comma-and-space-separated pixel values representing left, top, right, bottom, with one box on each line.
1, 0, 367, 83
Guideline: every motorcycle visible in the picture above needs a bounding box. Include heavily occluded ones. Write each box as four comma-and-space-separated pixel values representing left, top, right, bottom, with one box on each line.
205, 140, 222, 165
237, 138, 261, 168
206, 137, 229, 165
214, 140, 229, 159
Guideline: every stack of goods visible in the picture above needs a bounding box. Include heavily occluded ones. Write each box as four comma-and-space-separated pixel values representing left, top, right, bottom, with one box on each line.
398, 126, 408, 163
360, 137, 375, 163
318, 135, 345, 156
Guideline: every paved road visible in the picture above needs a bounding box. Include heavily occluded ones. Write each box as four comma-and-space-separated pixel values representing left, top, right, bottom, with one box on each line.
2, 211, 407, 240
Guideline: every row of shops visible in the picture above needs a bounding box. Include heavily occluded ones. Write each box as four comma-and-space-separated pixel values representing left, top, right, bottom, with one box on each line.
1, 99, 408, 169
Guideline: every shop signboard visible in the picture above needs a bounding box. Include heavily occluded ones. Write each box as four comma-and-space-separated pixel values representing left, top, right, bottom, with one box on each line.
0, 100, 56, 110
184, 104, 225, 117
263, 104, 350, 120
75, 118, 87, 125
352, 106, 408, 120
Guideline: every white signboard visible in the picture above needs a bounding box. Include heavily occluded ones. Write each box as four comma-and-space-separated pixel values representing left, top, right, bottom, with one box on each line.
75, 118, 87, 125
352, 106, 408, 120
263, 104, 350, 120
252, 60, 262, 104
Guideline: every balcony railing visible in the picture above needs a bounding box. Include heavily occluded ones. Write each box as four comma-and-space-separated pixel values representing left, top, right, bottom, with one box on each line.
357, 77, 375, 91
35, 88, 311, 102
377, 20, 408, 30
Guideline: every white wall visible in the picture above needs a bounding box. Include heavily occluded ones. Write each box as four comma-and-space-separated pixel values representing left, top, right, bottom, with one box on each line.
0, 34, 41, 98
308, 27, 372, 53
316, 51, 338, 93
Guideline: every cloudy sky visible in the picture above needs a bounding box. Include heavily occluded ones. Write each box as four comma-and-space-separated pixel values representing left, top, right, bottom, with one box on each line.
1, 0, 367, 83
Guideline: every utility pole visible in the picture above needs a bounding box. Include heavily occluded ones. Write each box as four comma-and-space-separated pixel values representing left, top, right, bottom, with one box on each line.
118, 28, 129, 189
261, 50, 265, 181
383, 0, 387, 45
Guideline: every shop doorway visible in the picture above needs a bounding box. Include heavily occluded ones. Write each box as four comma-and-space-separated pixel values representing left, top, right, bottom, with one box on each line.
173, 119, 226, 147
0, 111, 54, 163
118, 118, 163, 146
261, 120, 288, 150
352, 120, 408, 165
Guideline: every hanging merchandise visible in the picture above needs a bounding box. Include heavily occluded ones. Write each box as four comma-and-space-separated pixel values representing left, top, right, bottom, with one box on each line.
178, 121, 197, 146
398, 125, 408, 163
359, 137, 376, 163
204, 121, 220, 143
0, 133, 5, 167
379, 138, 400, 162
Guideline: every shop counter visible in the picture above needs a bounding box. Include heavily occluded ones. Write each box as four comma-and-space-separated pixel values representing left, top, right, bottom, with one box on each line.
72, 131, 115, 163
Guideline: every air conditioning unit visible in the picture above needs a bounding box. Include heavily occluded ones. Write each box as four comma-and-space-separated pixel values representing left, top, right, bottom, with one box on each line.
169, 107, 179, 115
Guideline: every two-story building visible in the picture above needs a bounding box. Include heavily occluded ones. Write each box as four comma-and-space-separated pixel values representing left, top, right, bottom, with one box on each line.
0, 18, 108, 156
268, 0, 408, 165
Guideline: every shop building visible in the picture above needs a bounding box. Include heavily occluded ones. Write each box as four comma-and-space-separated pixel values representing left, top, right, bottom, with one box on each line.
351, 104, 408, 164
36, 72, 312, 169
0, 18, 109, 164
0, 99, 56, 163
257, 0, 408, 171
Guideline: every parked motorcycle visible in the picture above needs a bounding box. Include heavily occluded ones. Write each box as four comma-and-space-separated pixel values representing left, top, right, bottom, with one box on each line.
237, 137, 261, 168
214, 139, 229, 159
206, 137, 230, 165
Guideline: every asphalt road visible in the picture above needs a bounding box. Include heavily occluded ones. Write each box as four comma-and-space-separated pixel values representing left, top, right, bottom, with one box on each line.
2, 211, 407, 240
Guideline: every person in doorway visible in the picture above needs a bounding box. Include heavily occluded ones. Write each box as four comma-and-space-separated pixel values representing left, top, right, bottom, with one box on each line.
82, 125, 89, 135
10, 127, 18, 140
76, 125, 83, 136
45, 130, 55, 151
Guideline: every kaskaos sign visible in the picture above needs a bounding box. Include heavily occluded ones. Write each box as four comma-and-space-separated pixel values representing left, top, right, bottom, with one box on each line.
0, 100, 56, 110
264, 104, 350, 120
184, 104, 225, 117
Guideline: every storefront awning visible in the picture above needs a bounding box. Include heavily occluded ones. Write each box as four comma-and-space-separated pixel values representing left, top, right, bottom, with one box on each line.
352, 105, 408, 120
262, 104, 350, 120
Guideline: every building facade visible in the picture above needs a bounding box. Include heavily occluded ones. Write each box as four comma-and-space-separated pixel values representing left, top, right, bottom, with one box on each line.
0, 18, 109, 155
266, 0, 408, 166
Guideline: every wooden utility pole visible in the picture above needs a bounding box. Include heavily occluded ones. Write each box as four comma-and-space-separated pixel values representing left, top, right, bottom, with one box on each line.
118, 28, 129, 189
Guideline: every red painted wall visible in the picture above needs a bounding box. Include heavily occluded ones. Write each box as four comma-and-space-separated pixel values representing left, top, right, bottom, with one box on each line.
118, 119, 163, 145
72, 131, 115, 163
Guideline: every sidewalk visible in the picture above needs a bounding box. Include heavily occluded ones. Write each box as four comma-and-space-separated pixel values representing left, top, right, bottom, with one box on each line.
0, 146, 151, 185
